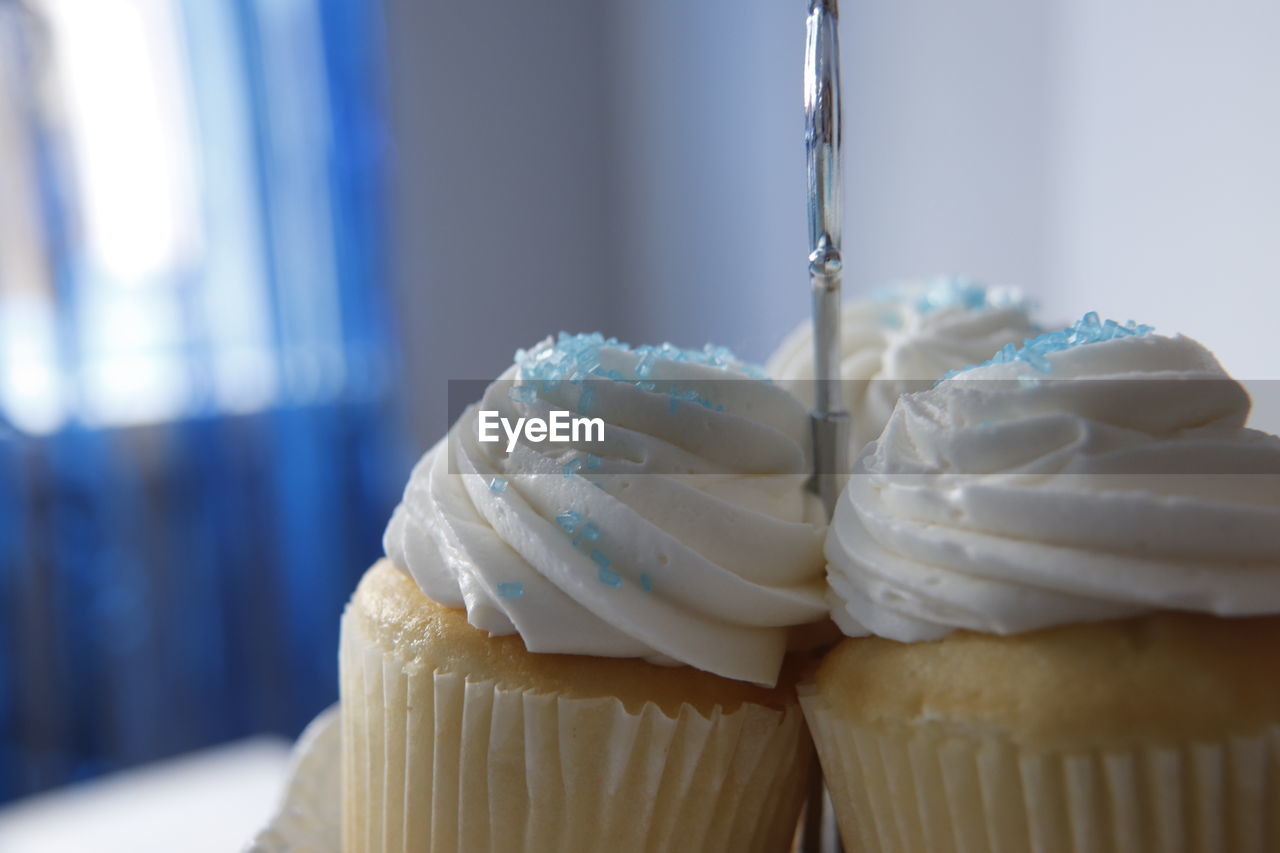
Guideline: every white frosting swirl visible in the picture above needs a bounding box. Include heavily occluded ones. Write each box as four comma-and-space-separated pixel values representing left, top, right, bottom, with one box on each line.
766, 278, 1040, 458
384, 335, 828, 685
827, 331, 1280, 642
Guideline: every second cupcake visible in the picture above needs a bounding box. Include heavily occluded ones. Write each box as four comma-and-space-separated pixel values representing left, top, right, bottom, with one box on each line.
804, 315, 1280, 852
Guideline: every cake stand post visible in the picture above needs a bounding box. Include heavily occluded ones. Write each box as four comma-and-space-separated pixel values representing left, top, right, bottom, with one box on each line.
803, 1, 848, 851
805, 0, 849, 515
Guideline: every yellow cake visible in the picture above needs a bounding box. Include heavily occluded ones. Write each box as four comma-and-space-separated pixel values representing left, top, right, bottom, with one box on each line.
342, 560, 813, 852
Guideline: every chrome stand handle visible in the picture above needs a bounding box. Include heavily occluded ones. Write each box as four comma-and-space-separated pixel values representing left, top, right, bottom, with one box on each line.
805, 0, 849, 515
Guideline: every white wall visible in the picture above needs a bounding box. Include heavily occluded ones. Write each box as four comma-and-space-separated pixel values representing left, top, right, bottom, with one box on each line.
609, 0, 805, 360
1047, 0, 1280, 384
827, 1, 1056, 321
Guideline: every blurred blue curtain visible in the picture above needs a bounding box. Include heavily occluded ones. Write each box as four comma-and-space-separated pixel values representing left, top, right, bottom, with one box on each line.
0, 0, 408, 801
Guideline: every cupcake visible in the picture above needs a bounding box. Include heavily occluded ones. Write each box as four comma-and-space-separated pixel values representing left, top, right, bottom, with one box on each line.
766, 276, 1039, 458
802, 315, 1280, 851
343, 333, 829, 852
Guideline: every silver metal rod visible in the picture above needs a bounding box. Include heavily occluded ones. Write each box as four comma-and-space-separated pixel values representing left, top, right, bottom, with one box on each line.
805, 0, 849, 517
803, 2, 848, 852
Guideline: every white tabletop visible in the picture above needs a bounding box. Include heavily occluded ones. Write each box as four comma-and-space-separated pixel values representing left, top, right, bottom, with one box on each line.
0, 737, 291, 853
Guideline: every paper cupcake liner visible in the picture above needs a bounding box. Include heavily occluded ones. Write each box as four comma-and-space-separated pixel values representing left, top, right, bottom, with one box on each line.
340, 607, 812, 853
800, 687, 1280, 853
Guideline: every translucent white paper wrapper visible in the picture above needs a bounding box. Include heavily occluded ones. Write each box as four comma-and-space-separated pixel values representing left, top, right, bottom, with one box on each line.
800, 685, 1280, 853
341, 606, 812, 853
246, 705, 341, 852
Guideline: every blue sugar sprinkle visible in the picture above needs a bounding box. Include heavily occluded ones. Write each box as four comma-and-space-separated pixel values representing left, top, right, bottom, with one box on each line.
634, 380, 656, 392
489, 477, 508, 493
640, 573, 652, 592
507, 383, 538, 403
563, 458, 583, 478
574, 350, 600, 376
592, 550, 621, 587
942, 313, 1155, 381
579, 522, 600, 542
512, 333, 767, 387
704, 344, 734, 366
497, 582, 524, 599
714, 404, 725, 412
663, 386, 722, 412
556, 510, 581, 533
577, 385, 596, 414
635, 350, 657, 378
585, 453, 602, 470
